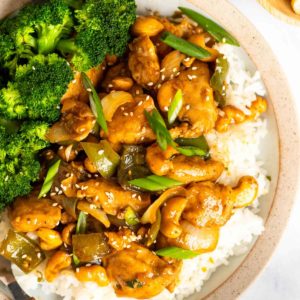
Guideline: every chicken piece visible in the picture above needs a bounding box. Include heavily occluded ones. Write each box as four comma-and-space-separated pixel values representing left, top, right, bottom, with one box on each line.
101, 62, 131, 92
146, 144, 224, 184
47, 98, 96, 143
76, 179, 151, 216
169, 122, 203, 139
183, 176, 259, 227
128, 36, 160, 88
158, 221, 219, 253
104, 94, 156, 146
62, 64, 105, 103
10, 196, 61, 232
158, 17, 196, 38
103, 243, 182, 299
158, 61, 218, 133
183, 182, 234, 227
105, 228, 138, 251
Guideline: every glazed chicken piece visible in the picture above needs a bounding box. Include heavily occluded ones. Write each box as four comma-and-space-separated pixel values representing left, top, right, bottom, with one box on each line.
146, 144, 224, 184
128, 35, 160, 88
103, 243, 182, 299
10, 196, 61, 232
104, 94, 156, 146
47, 98, 96, 143
158, 61, 218, 134
183, 176, 259, 227
158, 17, 196, 38
62, 64, 105, 103
76, 179, 151, 216
101, 62, 132, 92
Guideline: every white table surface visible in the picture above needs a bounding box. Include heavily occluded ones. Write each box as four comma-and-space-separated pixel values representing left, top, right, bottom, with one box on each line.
227, 1, 300, 300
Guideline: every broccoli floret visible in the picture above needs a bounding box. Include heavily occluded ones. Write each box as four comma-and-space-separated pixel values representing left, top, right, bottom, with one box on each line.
0, 121, 49, 209
57, 0, 136, 71
0, 0, 73, 76
21, 0, 74, 55
0, 54, 74, 122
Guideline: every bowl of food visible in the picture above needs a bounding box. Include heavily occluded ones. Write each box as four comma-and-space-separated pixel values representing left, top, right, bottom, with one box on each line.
257, 0, 300, 25
0, 0, 298, 299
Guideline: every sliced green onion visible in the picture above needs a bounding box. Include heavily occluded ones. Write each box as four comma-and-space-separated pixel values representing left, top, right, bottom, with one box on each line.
81, 72, 108, 134
210, 56, 229, 107
156, 247, 199, 259
168, 89, 183, 125
175, 136, 210, 158
125, 279, 144, 288
161, 32, 211, 59
38, 159, 61, 198
145, 109, 176, 151
129, 175, 182, 192
76, 211, 87, 234
73, 253, 80, 266
179, 7, 240, 46
124, 207, 139, 226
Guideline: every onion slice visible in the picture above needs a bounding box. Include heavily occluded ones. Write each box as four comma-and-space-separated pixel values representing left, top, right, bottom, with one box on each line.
101, 91, 134, 122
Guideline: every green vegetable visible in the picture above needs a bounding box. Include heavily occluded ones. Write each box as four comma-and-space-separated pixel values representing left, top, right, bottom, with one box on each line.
57, 0, 136, 71
38, 159, 61, 198
129, 175, 182, 192
125, 279, 144, 288
81, 141, 120, 179
117, 145, 151, 190
0, 118, 20, 134
81, 72, 108, 133
156, 247, 199, 259
179, 7, 240, 46
0, 54, 73, 122
146, 210, 161, 247
168, 89, 183, 125
76, 211, 88, 234
61, 197, 78, 219
124, 207, 139, 226
175, 136, 210, 158
210, 56, 229, 107
0, 229, 45, 273
73, 253, 80, 266
72, 233, 110, 263
0, 121, 49, 210
0, 0, 73, 75
160, 31, 211, 60
144, 109, 176, 151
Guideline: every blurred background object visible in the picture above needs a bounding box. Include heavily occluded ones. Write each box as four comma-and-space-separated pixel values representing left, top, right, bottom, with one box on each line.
257, 0, 300, 25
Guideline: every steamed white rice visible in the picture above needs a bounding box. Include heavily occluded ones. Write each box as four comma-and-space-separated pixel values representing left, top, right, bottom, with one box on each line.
3, 44, 269, 300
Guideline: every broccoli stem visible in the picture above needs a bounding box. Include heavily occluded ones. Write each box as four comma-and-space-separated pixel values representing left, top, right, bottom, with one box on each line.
56, 39, 77, 55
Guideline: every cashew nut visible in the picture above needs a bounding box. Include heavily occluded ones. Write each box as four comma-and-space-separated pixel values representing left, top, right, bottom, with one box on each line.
37, 228, 63, 251
61, 223, 76, 246
160, 197, 188, 238
75, 265, 109, 286
132, 16, 164, 37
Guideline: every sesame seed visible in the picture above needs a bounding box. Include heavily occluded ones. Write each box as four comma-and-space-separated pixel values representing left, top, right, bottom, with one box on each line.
184, 57, 191, 62
52, 203, 58, 207
130, 112, 134, 117
164, 106, 169, 112
160, 68, 166, 73
187, 75, 193, 80
123, 112, 129, 116
161, 74, 165, 81
206, 96, 210, 101
147, 82, 154, 86
58, 190, 63, 195
32, 66, 36, 70
192, 66, 198, 70
86, 263, 92, 267
141, 136, 145, 141
76, 268, 79, 273
136, 90, 140, 95
176, 72, 181, 77
108, 84, 113, 88
55, 187, 59, 192
50, 192, 56, 197
22, 254, 27, 259
138, 101, 143, 106
98, 149, 104, 155
186, 104, 191, 110
173, 67, 177, 72
137, 195, 142, 201
146, 95, 150, 100
75, 184, 81, 189
157, 84, 162, 89
86, 88, 92, 92
121, 106, 125, 111
37, 253, 42, 259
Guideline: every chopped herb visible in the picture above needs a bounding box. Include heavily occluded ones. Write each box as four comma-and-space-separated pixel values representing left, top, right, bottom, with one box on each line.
126, 278, 144, 288
156, 247, 199, 259
266, 175, 272, 181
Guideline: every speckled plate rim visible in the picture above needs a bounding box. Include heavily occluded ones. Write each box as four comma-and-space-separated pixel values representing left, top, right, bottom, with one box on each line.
185, 0, 300, 299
